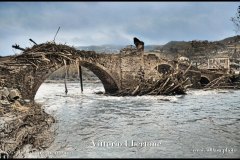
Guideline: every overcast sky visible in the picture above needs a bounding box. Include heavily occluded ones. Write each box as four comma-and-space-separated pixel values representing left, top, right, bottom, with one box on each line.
0, 2, 239, 56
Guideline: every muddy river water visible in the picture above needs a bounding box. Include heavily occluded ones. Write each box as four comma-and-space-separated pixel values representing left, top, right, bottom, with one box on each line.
21, 82, 240, 158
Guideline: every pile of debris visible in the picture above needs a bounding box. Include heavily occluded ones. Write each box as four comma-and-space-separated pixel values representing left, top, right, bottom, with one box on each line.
2, 42, 98, 71
0, 87, 55, 158
203, 74, 240, 90
19, 42, 97, 61
110, 65, 192, 96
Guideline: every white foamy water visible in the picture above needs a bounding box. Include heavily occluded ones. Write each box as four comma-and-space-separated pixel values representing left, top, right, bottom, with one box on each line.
22, 82, 240, 158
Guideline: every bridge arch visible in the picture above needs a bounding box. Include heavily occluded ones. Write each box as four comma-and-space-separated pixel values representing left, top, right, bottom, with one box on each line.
0, 43, 122, 100
154, 63, 174, 74
31, 60, 119, 100
200, 76, 210, 86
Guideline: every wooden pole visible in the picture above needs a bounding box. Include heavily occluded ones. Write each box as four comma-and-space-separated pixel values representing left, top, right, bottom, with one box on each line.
79, 65, 83, 93
63, 59, 68, 95
12, 44, 26, 51
29, 39, 37, 45
76, 59, 83, 93
54, 26, 60, 42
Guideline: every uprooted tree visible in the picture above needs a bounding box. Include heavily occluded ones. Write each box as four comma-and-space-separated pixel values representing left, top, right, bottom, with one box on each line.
231, 5, 240, 34
231, 5, 240, 55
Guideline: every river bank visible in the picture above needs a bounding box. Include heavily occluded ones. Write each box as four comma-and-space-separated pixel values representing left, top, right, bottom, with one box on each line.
0, 87, 55, 158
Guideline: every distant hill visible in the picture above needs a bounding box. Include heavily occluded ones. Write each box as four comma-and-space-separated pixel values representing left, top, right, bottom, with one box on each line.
76, 44, 162, 53
74, 35, 240, 58
161, 41, 191, 51
151, 35, 240, 61
144, 45, 163, 51
217, 35, 240, 45
76, 45, 124, 53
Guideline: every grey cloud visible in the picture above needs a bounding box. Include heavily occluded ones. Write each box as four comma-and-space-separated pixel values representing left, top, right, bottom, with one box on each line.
0, 2, 238, 55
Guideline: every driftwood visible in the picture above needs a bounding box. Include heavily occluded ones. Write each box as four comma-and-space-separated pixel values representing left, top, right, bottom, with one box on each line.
204, 74, 240, 90
110, 67, 192, 96
63, 59, 68, 95
8, 42, 98, 68
53, 26, 60, 42
12, 44, 26, 51
79, 65, 83, 93
29, 39, 37, 45
0, 42, 98, 94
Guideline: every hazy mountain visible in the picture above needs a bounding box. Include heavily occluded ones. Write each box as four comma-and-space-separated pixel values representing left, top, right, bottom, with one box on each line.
76, 45, 124, 53
74, 36, 240, 56
161, 41, 191, 51
152, 36, 240, 59
144, 45, 163, 51
217, 35, 240, 45
75, 44, 163, 53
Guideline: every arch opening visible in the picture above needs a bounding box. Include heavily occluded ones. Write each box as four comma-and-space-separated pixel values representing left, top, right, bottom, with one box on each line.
155, 64, 173, 74
46, 65, 100, 83
200, 76, 210, 86
80, 61, 119, 94
33, 61, 119, 100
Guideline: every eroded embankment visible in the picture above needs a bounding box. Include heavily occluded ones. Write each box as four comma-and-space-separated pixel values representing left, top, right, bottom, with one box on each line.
0, 87, 55, 158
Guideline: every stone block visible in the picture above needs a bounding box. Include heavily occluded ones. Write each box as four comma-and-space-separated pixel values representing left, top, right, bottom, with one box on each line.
9, 89, 21, 100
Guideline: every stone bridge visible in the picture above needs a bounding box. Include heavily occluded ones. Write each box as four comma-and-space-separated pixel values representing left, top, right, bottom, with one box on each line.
0, 42, 222, 100
199, 69, 227, 86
